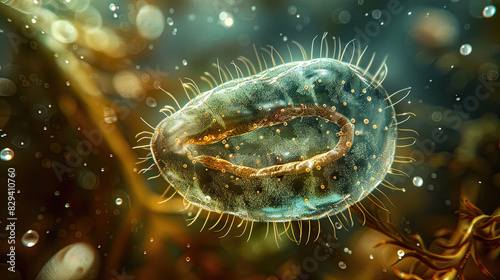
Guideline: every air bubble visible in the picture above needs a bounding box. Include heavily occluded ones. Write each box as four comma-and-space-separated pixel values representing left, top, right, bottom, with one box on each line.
0, 148, 14, 161
136, 5, 165, 40
412, 176, 423, 187
338, 261, 347, 269
372, 9, 382, 19
182, 60, 188, 66
115, 198, 123, 205
483, 5, 496, 18
167, 17, 174, 26
397, 249, 405, 258
459, 44, 472, 56
146, 96, 157, 107
338, 10, 351, 24
22, 230, 40, 247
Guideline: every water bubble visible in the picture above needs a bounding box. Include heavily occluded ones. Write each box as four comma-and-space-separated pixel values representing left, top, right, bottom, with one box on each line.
335, 222, 342, 229
185, 257, 191, 262
182, 59, 188, 66
288, 5, 297, 15
369, 254, 374, 259
0, 148, 14, 161
483, 5, 496, 18
412, 176, 423, 187
338, 261, 347, 269
188, 14, 196, 21
109, 3, 117, 11
203, 195, 211, 203
172, 28, 177, 35
115, 198, 123, 205
136, 5, 165, 40
65, 203, 70, 208
50, 20, 78, 43
431, 173, 437, 179
22, 230, 40, 247
459, 44, 472, 56
251, 6, 256, 12
282, 36, 288, 42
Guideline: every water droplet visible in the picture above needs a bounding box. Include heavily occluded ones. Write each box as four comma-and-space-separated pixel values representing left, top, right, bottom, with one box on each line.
288, 5, 297, 15
369, 254, 374, 259
186, 243, 191, 248
459, 44, 472, 56
335, 222, 342, 229
182, 59, 188, 66
22, 230, 40, 247
431, 172, 437, 179
150, 238, 154, 242
283, 36, 288, 42
343, 247, 349, 253
115, 198, 123, 205
185, 256, 190, 262
54, 191, 60, 196
251, 6, 256, 12
412, 176, 423, 187
1, 148, 14, 161
65, 203, 70, 208
338, 261, 347, 269
203, 195, 211, 203
109, 3, 117, 11
483, 5, 496, 18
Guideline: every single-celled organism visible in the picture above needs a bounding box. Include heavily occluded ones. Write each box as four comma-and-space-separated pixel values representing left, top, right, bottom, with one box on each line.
136, 34, 415, 244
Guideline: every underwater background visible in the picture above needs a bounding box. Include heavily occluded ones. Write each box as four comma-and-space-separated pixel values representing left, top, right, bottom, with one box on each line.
0, 0, 499, 279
